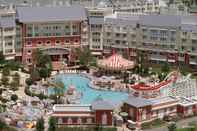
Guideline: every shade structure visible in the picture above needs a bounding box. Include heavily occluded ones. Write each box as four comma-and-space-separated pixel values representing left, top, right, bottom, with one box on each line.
119, 112, 128, 117
97, 54, 135, 71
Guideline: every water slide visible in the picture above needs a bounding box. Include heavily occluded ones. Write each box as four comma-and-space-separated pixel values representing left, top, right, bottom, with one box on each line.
130, 71, 179, 91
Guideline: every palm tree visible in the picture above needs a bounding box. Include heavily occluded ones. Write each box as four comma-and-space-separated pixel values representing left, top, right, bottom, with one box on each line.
168, 123, 177, 131
32, 49, 52, 79
48, 117, 56, 131
36, 117, 44, 131
75, 47, 93, 68
47, 80, 65, 103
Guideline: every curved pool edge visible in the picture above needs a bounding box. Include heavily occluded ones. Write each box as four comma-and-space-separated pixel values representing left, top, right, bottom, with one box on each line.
49, 73, 129, 104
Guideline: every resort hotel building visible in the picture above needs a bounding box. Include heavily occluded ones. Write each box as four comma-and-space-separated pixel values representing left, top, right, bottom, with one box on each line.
15, 6, 89, 66
0, 4, 194, 68
89, 14, 197, 67
0, 17, 16, 60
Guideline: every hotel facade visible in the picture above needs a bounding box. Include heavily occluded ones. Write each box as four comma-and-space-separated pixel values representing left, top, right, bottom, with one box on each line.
15, 6, 89, 66
0, 17, 16, 60
89, 14, 197, 67
7, 6, 197, 68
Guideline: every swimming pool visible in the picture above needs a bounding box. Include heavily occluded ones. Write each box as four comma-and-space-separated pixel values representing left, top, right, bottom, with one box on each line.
53, 74, 128, 105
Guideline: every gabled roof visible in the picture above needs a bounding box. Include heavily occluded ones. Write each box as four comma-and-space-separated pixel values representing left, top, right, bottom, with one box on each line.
124, 96, 153, 108
92, 97, 114, 110
16, 5, 87, 23
53, 104, 92, 112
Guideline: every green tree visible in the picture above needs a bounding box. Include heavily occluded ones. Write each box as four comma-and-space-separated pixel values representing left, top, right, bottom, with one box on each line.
0, 119, 7, 131
2, 67, 10, 76
5, 60, 23, 71
30, 68, 41, 82
0, 88, 2, 95
76, 47, 93, 67
168, 123, 177, 131
161, 62, 170, 73
11, 94, 18, 101
9, 81, 19, 91
39, 68, 50, 79
25, 78, 33, 86
1, 75, 9, 86
36, 117, 45, 131
0, 51, 5, 64
48, 80, 65, 104
32, 49, 52, 79
12, 73, 20, 87
48, 117, 56, 131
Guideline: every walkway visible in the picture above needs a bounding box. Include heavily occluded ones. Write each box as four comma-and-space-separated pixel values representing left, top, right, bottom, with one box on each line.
145, 116, 197, 131
117, 116, 197, 131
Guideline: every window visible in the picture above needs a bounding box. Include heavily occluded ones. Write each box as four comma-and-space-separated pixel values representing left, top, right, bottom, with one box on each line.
65, 40, 69, 43
56, 40, 60, 45
87, 118, 92, 124
6, 42, 12, 46
27, 58, 32, 64
58, 118, 63, 124
75, 40, 79, 43
26, 41, 32, 46
37, 41, 42, 46
34, 26, 39, 30
27, 50, 32, 54
46, 41, 51, 45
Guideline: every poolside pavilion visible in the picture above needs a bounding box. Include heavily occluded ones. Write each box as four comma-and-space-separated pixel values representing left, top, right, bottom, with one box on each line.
97, 53, 135, 72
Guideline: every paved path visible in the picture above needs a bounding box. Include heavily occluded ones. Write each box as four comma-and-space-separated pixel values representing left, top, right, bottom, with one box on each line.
145, 116, 197, 131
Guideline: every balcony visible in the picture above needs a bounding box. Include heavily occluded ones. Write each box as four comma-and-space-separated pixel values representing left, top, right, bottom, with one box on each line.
191, 34, 197, 40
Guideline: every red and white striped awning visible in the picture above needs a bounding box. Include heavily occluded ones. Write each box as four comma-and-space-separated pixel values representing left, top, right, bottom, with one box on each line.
97, 54, 135, 71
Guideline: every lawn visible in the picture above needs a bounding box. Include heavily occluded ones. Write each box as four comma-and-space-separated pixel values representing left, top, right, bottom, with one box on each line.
56, 126, 117, 131
176, 121, 197, 131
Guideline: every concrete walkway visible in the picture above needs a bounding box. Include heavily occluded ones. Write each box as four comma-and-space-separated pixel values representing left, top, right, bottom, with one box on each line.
145, 116, 197, 131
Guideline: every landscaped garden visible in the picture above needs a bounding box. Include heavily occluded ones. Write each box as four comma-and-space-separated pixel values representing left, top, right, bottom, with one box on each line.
56, 127, 117, 131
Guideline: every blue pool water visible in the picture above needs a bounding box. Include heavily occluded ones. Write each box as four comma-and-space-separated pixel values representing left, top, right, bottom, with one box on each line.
53, 74, 128, 105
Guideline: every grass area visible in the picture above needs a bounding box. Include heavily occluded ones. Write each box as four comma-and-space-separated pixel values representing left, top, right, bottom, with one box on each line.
56, 126, 117, 131
141, 119, 166, 130
176, 121, 197, 131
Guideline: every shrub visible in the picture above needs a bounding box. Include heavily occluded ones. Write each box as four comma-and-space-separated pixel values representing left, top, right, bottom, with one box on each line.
25, 78, 33, 86
2, 67, 10, 76
48, 117, 56, 131
1, 76, 9, 86
11, 94, 18, 101
0, 88, 2, 95
36, 117, 44, 131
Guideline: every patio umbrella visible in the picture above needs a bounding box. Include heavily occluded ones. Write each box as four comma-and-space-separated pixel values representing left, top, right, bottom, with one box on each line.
119, 112, 128, 117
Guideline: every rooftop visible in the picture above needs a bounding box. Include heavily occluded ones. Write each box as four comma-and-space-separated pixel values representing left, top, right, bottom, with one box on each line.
53, 104, 92, 112
16, 5, 87, 23
124, 96, 153, 108
149, 96, 178, 105
91, 98, 114, 110
139, 15, 182, 27
178, 97, 197, 107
